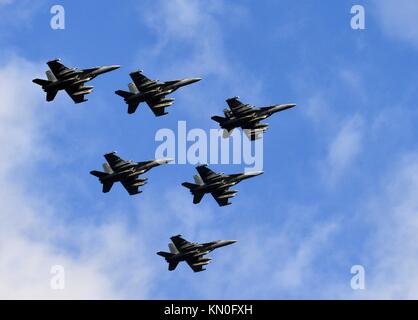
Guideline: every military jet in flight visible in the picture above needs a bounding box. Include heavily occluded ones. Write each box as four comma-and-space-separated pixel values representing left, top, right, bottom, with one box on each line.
157, 235, 237, 272
182, 164, 263, 206
32, 59, 120, 103
211, 96, 296, 140
115, 70, 201, 116
90, 152, 172, 195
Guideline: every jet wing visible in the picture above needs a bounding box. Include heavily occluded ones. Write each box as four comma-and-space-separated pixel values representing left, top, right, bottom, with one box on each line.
243, 129, 264, 141
146, 97, 170, 117
226, 97, 254, 116
121, 177, 142, 195
104, 152, 129, 171
196, 165, 222, 183
130, 71, 159, 92
185, 257, 207, 272
65, 83, 90, 104
211, 190, 232, 207
47, 59, 70, 78
170, 235, 193, 252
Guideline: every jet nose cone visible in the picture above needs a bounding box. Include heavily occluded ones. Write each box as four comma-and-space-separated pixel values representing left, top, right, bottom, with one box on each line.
246, 171, 264, 176
100, 65, 121, 73
221, 240, 237, 246
184, 77, 202, 85
285, 103, 297, 109
272, 103, 297, 112
155, 158, 174, 165
108, 65, 121, 71
216, 240, 237, 248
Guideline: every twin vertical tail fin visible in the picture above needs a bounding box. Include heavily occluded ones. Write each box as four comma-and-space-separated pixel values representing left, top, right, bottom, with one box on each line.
115, 90, 140, 114
33, 70, 56, 88
193, 175, 204, 185
222, 129, 233, 138
46, 70, 57, 81
89, 170, 113, 193
211, 116, 234, 137
102, 162, 113, 174
168, 243, 179, 254
115, 83, 138, 99
128, 82, 139, 94
181, 181, 205, 204
32, 78, 58, 101
156, 251, 179, 271
32, 74, 57, 102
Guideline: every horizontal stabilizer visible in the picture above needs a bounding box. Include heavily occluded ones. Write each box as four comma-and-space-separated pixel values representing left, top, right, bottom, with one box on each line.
128, 102, 140, 114
90, 170, 108, 178
181, 182, 199, 190
211, 115, 226, 124
193, 193, 204, 204
115, 90, 134, 99
157, 251, 175, 259
102, 182, 113, 193
32, 78, 51, 87
168, 261, 179, 271
46, 90, 58, 102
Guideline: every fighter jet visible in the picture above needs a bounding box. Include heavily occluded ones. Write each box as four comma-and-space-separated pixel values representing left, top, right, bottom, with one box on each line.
211, 96, 296, 140
182, 164, 263, 206
90, 151, 172, 195
157, 235, 237, 272
32, 59, 120, 103
115, 70, 201, 116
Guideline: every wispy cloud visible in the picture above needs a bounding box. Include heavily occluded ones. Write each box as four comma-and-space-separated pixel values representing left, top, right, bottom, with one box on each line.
324, 115, 364, 185
373, 0, 418, 49
0, 56, 156, 299
134, 0, 261, 120
357, 152, 418, 299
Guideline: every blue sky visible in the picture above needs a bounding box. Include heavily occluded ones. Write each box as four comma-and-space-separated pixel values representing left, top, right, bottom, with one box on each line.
1, 0, 418, 299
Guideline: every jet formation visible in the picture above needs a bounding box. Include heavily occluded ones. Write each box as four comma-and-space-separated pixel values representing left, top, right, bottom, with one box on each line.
211, 96, 296, 140
33, 58, 297, 272
32, 59, 120, 103
115, 70, 201, 116
157, 235, 236, 272
182, 164, 263, 207
90, 151, 172, 195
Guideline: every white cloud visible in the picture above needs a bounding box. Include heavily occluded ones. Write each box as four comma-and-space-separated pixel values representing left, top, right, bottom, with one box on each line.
0, 56, 155, 299
373, 0, 418, 48
302, 93, 334, 127
0, 16, 326, 299
188, 216, 339, 299
136, 0, 261, 120
139, 0, 236, 77
357, 152, 418, 299
324, 115, 364, 185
